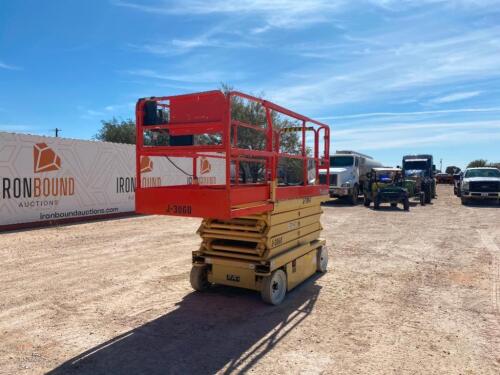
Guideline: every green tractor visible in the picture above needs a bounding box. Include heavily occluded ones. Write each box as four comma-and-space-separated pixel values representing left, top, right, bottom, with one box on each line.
363, 168, 410, 211
402, 171, 426, 206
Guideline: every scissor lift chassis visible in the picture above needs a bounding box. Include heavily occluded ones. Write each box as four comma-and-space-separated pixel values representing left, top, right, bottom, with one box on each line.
191, 195, 329, 304
135, 90, 332, 304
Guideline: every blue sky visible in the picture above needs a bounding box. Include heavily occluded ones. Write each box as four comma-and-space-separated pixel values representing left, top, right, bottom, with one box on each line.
1, 0, 499, 169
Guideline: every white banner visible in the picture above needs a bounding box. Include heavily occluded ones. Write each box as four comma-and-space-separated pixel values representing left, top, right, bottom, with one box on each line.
0, 132, 225, 228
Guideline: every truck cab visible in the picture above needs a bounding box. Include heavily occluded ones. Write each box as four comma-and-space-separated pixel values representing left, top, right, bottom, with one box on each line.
460, 167, 500, 205
319, 151, 382, 205
402, 154, 436, 204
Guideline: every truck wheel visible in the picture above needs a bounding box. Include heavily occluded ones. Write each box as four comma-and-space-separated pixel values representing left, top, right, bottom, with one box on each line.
374, 197, 380, 210
390, 202, 397, 208
419, 192, 425, 206
316, 246, 328, 273
261, 269, 287, 305
461, 197, 468, 205
424, 187, 431, 204
363, 197, 371, 207
190, 265, 210, 291
403, 198, 410, 211
349, 185, 359, 205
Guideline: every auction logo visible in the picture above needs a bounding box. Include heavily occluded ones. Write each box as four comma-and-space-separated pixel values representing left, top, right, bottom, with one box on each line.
1, 142, 74, 204
200, 157, 211, 175
33, 143, 61, 173
188, 157, 215, 185
140, 156, 153, 173
116, 156, 160, 193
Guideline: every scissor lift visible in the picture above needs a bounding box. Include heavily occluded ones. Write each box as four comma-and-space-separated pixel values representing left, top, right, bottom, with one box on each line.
135, 90, 331, 304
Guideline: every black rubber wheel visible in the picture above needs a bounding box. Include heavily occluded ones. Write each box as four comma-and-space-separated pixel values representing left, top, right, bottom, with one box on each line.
403, 198, 410, 211
390, 202, 397, 208
461, 197, 468, 205
424, 187, 431, 204
349, 185, 359, 205
374, 197, 380, 210
364, 197, 371, 207
419, 192, 425, 206
261, 269, 287, 305
190, 265, 210, 292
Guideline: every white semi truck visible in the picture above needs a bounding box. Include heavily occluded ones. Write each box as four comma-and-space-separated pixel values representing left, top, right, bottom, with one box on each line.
319, 150, 383, 204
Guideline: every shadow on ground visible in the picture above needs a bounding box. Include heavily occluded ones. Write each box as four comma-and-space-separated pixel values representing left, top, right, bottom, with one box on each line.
1, 214, 140, 234
47, 276, 322, 375
322, 197, 358, 207
461, 200, 500, 208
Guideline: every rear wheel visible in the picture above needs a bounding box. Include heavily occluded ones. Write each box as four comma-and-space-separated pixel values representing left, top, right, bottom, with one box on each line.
390, 202, 397, 208
316, 246, 328, 273
424, 186, 431, 204
261, 269, 287, 305
419, 192, 425, 206
190, 265, 210, 292
364, 197, 371, 207
461, 197, 468, 205
374, 196, 380, 210
403, 198, 410, 211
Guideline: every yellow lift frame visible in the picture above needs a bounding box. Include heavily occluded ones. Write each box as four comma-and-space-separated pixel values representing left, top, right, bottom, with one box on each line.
190, 195, 329, 304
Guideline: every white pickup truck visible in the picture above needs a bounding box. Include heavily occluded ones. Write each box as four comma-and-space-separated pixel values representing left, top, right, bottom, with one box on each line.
319, 151, 382, 204
460, 167, 500, 205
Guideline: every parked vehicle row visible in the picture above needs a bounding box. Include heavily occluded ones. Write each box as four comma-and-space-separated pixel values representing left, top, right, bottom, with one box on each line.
320, 152, 437, 211
321, 151, 499, 208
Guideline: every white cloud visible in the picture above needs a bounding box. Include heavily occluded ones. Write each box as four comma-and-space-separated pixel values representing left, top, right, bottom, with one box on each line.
124, 68, 245, 84
0, 61, 21, 70
428, 91, 481, 104
319, 107, 500, 120
331, 120, 500, 151
113, 0, 345, 31
264, 25, 500, 109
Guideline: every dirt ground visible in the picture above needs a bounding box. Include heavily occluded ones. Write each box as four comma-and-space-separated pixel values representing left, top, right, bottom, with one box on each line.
0, 185, 499, 374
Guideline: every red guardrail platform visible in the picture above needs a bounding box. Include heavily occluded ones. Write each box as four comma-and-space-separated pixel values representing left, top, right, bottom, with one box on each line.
135, 90, 330, 219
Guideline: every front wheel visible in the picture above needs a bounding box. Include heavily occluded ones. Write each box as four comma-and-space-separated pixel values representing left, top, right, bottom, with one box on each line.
390, 202, 397, 208
461, 197, 468, 205
261, 269, 287, 305
374, 197, 380, 210
190, 265, 210, 292
348, 185, 359, 205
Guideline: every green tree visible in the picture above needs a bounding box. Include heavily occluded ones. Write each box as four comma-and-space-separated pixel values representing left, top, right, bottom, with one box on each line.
445, 166, 460, 174
94, 118, 135, 144
467, 159, 488, 168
